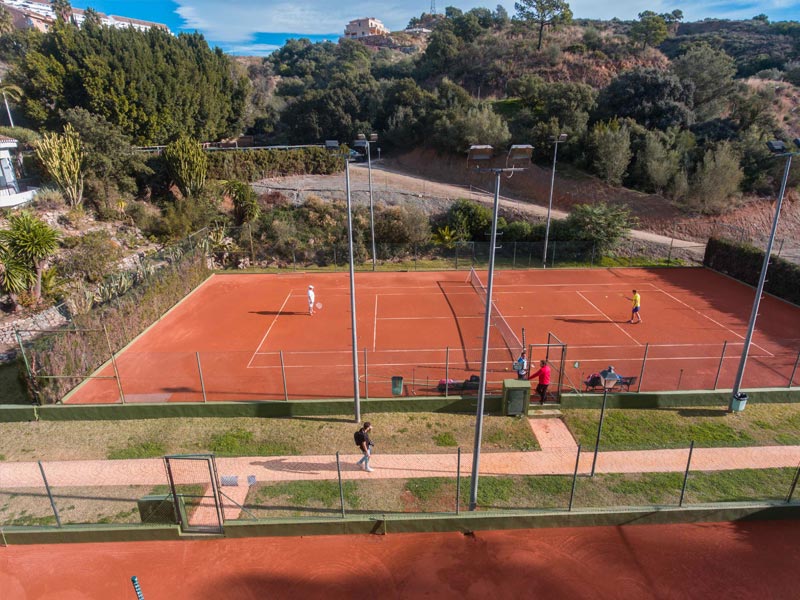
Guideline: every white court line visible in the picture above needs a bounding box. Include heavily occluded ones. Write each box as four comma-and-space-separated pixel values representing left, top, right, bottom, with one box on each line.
247, 291, 293, 368
651, 285, 775, 357
373, 294, 379, 352
576, 291, 642, 346
376, 313, 599, 321
248, 354, 772, 369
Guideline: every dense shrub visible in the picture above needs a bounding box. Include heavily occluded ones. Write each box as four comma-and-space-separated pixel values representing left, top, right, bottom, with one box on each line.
703, 237, 800, 305
205, 147, 342, 181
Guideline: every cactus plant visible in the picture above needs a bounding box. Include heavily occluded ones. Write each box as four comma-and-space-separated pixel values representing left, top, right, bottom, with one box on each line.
34, 124, 85, 207
163, 136, 208, 198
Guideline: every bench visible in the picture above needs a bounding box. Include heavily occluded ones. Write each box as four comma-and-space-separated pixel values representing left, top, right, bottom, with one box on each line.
584, 375, 637, 393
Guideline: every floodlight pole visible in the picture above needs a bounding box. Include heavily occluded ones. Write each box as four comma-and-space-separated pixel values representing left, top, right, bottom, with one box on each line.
466, 145, 531, 511
469, 169, 502, 511
729, 152, 793, 412
345, 158, 361, 422
542, 134, 566, 268
366, 141, 376, 271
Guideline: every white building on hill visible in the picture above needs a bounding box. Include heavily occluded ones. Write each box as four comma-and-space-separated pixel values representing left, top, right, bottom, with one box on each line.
344, 17, 389, 38
0, 0, 169, 33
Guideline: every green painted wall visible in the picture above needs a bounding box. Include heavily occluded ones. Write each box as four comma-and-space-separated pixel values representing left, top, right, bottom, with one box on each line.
4, 503, 799, 545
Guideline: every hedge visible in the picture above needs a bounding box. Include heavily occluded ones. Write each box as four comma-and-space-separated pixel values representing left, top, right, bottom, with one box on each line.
205, 147, 342, 181
703, 237, 800, 305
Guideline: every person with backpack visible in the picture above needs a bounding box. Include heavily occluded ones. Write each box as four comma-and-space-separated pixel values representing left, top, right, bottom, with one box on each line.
354, 422, 374, 472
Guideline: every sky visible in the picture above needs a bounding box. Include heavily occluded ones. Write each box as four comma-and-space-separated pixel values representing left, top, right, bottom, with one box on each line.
71, 1, 800, 56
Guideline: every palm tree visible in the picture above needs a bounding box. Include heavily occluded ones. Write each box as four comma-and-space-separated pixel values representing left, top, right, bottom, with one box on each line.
0, 212, 59, 302
0, 80, 22, 127
0, 246, 30, 308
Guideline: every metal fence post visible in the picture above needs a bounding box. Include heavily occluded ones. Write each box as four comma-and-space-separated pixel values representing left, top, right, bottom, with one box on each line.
677, 369, 684, 390
456, 447, 461, 514
38, 461, 62, 527
333, 246, 337, 271
512, 242, 517, 269
336, 452, 346, 518
103, 324, 126, 404
679, 441, 695, 507
568, 443, 582, 511
714, 341, 728, 390
445, 347, 450, 398
667, 237, 674, 264
786, 463, 800, 503
789, 350, 800, 388
590, 389, 609, 477
455, 244, 459, 270
279, 350, 288, 401
196, 352, 207, 403
552, 241, 556, 267
637, 343, 649, 393
364, 348, 369, 399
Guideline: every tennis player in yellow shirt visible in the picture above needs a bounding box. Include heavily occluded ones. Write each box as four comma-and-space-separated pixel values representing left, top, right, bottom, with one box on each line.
626, 290, 642, 323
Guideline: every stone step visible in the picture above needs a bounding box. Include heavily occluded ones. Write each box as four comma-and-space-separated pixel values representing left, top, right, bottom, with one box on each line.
527, 408, 562, 418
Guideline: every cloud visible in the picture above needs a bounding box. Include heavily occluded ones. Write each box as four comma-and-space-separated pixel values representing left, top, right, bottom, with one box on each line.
173, 0, 416, 42
173, 0, 800, 53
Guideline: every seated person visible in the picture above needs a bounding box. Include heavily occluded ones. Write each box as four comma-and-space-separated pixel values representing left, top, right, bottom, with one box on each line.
599, 365, 621, 386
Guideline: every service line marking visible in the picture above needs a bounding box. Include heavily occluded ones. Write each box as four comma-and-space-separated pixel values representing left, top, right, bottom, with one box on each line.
651, 285, 775, 357
247, 291, 293, 368
576, 291, 642, 346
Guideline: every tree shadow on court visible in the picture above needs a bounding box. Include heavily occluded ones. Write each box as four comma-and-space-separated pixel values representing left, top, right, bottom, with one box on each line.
249, 310, 308, 316
554, 317, 618, 324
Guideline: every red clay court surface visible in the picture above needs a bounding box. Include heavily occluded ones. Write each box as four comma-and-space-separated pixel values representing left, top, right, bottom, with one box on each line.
3, 521, 800, 598
65, 267, 800, 403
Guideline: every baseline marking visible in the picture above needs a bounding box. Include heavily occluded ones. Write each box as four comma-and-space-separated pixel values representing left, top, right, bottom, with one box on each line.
576, 291, 642, 346
247, 291, 293, 368
652, 285, 775, 357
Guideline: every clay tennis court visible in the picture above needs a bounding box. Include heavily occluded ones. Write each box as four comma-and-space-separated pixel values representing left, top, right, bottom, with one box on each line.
64, 267, 800, 403
3, 520, 799, 598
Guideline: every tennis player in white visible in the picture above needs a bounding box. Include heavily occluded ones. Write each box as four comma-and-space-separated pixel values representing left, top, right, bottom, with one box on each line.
307, 285, 315, 315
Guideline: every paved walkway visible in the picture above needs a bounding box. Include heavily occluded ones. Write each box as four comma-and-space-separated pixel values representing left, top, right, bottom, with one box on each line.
2, 420, 798, 491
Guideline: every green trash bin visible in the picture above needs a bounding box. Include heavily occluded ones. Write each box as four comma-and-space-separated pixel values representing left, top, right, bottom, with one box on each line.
391, 376, 404, 396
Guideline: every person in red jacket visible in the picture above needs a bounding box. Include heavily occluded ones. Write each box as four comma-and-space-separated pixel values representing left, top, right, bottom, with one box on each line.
528, 359, 552, 404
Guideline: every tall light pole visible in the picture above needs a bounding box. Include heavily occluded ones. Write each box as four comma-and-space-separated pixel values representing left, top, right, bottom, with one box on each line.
467, 144, 533, 511
355, 133, 378, 271
729, 138, 800, 412
327, 139, 361, 422
542, 133, 567, 268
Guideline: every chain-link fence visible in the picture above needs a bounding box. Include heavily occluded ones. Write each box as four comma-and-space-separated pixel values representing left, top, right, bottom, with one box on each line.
210, 227, 705, 272
48, 339, 800, 404
3, 445, 798, 531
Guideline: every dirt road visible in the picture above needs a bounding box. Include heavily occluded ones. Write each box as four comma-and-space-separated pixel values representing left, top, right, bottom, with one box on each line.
254, 161, 707, 260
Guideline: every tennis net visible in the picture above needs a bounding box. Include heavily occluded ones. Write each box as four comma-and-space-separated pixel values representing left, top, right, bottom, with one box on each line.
468, 267, 523, 357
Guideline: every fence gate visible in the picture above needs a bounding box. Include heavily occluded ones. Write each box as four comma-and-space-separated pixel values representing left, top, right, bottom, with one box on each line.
163, 454, 224, 534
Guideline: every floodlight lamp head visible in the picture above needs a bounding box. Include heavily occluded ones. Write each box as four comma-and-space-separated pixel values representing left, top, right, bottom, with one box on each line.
369, 133, 378, 142
507, 144, 533, 164
353, 140, 368, 148
356, 133, 366, 141
766, 140, 786, 154
325, 140, 340, 151
467, 145, 494, 162
557, 133, 568, 142
794, 138, 800, 149
602, 376, 617, 390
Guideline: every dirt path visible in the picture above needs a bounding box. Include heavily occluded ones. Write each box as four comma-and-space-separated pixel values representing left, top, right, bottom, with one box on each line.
255, 162, 706, 260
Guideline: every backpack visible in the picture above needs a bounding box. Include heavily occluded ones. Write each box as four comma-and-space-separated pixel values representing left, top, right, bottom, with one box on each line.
354, 429, 365, 448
